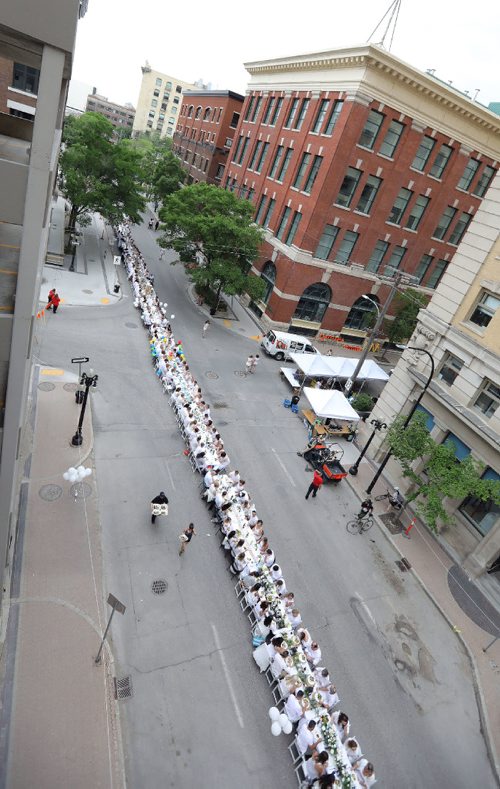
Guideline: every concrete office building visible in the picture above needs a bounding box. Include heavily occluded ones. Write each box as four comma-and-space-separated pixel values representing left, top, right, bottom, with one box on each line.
86, 89, 135, 131
224, 45, 500, 339
174, 90, 243, 185
370, 170, 500, 577
0, 0, 84, 602
132, 62, 198, 139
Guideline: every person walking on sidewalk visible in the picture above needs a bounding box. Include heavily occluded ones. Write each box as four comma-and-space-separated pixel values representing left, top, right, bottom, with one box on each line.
47, 291, 61, 314
202, 320, 210, 338
151, 491, 169, 524
305, 469, 323, 500
246, 355, 254, 374
179, 523, 196, 555
250, 354, 260, 374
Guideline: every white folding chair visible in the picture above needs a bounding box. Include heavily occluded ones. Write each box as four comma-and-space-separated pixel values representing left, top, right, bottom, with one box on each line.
288, 738, 302, 766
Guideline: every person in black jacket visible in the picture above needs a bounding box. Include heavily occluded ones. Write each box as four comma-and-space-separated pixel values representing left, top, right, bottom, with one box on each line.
151, 491, 169, 524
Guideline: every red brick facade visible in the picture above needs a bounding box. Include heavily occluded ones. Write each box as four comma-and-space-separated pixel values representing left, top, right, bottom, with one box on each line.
0, 56, 37, 117
224, 68, 499, 337
174, 90, 243, 186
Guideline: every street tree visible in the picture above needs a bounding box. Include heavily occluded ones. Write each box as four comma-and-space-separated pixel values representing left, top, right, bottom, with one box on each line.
386, 411, 500, 530
159, 183, 266, 308
385, 289, 429, 343
59, 112, 146, 232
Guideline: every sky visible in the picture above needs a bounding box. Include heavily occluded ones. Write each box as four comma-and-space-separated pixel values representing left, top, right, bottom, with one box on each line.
71, 0, 500, 111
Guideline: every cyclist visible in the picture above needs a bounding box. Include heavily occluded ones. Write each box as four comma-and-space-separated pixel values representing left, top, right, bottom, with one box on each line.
358, 498, 373, 519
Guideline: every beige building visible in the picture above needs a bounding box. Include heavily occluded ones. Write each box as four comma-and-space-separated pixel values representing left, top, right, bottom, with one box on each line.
370, 170, 500, 577
0, 0, 83, 602
132, 62, 198, 138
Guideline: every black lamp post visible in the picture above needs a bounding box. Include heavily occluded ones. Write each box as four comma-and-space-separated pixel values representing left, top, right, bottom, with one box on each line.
349, 418, 387, 476
366, 347, 435, 494
71, 371, 98, 446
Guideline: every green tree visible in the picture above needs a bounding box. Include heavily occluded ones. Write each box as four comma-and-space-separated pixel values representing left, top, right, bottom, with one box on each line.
159, 183, 265, 308
59, 112, 146, 232
386, 411, 500, 530
385, 289, 429, 343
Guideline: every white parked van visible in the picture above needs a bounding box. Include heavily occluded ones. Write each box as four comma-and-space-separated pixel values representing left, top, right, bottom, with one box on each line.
261, 330, 319, 361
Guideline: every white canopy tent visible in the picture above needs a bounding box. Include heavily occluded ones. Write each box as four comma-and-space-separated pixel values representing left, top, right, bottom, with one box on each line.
303, 388, 360, 422
290, 353, 389, 382
289, 353, 338, 378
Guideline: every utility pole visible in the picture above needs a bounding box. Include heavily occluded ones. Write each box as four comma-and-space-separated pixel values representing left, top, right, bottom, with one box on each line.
344, 271, 404, 395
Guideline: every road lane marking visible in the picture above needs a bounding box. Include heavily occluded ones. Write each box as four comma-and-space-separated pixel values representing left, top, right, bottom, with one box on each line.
223, 319, 232, 328
210, 623, 244, 729
40, 368, 64, 376
271, 447, 296, 488
165, 462, 176, 491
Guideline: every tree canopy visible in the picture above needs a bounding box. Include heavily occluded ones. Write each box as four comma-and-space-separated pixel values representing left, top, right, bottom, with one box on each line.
386, 411, 500, 530
158, 183, 266, 306
59, 112, 146, 230
385, 289, 429, 343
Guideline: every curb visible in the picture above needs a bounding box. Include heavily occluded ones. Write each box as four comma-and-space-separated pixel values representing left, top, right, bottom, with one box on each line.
346, 472, 500, 783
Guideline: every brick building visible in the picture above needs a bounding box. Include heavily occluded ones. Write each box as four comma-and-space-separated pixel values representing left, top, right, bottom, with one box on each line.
85, 89, 135, 132
0, 55, 38, 119
174, 90, 243, 185
224, 45, 500, 339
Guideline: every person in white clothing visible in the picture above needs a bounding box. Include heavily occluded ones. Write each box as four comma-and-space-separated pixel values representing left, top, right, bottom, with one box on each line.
288, 608, 302, 629
284, 689, 305, 723
306, 641, 322, 667
296, 720, 321, 756
320, 684, 340, 711
228, 469, 240, 484
355, 759, 376, 788
331, 710, 350, 742
345, 739, 362, 766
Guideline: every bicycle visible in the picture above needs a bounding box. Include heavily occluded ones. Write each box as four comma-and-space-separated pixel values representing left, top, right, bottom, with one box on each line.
346, 513, 374, 534
374, 488, 404, 510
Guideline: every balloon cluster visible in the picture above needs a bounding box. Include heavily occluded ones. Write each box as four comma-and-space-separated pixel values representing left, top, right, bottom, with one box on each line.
63, 465, 92, 483
268, 706, 293, 736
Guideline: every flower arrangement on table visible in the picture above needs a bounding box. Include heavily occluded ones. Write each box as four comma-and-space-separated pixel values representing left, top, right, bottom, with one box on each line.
320, 715, 354, 789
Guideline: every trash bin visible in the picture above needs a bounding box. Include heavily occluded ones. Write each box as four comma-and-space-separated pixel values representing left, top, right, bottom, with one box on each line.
291, 395, 300, 406
113, 283, 120, 294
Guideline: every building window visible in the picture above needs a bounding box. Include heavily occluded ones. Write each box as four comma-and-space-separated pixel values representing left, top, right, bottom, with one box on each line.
161, 103, 167, 111
244, 95, 255, 121
268, 145, 284, 179
432, 206, 456, 240
344, 295, 379, 330
460, 468, 500, 536
173, 97, 179, 105
217, 108, 223, 122
335, 230, 359, 264
293, 283, 331, 323
276, 206, 292, 240
292, 153, 311, 190
215, 164, 225, 181
358, 109, 384, 149
426, 259, 447, 289
458, 158, 480, 191
255, 195, 268, 224
378, 120, 404, 158
312, 99, 329, 134
414, 253, 433, 283
448, 211, 473, 245
175, 85, 182, 93
262, 97, 275, 125
262, 198, 276, 228
469, 292, 500, 328
155, 77, 162, 86
230, 111, 240, 128
411, 135, 435, 171
324, 100, 343, 135
387, 187, 412, 225
430, 143, 453, 178
438, 353, 463, 386
285, 211, 302, 245
250, 96, 262, 123
269, 97, 283, 126
473, 165, 495, 197
303, 155, 323, 193
151, 99, 158, 108
260, 262, 276, 304
284, 98, 299, 129
336, 167, 362, 207
254, 142, 269, 174
474, 380, 500, 418
195, 106, 202, 119
232, 135, 243, 162
148, 111, 155, 119
315, 225, 339, 261
247, 187, 255, 202
405, 195, 430, 231
293, 99, 310, 130
248, 141, 263, 170
366, 240, 389, 273
355, 175, 382, 214
224, 137, 232, 148
12, 62, 40, 94
203, 107, 211, 121
443, 432, 471, 460
187, 106, 193, 118
276, 148, 293, 183
153, 89, 160, 98
384, 245, 406, 276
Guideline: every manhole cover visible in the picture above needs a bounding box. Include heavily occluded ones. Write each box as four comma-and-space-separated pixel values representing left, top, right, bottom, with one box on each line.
114, 676, 133, 699
380, 513, 402, 534
125, 322, 138, 329
70, 482, 92, 499
38, 382, 55, 391
39, 484, 63, 501
234, 370, 246, 377
82, 289, 94, 294
63, 383, 79, 392
205, 371, 219, 379
151, 579, 168, 595
213, 402, 228, 409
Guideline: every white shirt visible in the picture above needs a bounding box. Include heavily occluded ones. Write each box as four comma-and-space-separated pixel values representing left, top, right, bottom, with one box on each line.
296, 725, 318, 755
355, 759, 376, 788
288, 612, 302, 629
284, 693, 303, 723
204, 470, 213, 487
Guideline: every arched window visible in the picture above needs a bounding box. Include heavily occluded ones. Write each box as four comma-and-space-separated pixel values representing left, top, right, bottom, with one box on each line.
195, 106, 202, 119
344, 295, 379, 330
260, 262, 276, 304
187, 105, 194, 118
293, 283, 331, 323
203, 107, 211, 121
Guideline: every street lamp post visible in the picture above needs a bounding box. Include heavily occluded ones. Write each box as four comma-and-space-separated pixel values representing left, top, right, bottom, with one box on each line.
348, 418, 387, 476
366, 347, 435, 494
71, 371, 98, 447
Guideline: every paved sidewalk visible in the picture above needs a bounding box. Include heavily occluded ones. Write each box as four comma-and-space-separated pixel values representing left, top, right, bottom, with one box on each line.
345, 425, 500, 780
0, 366, 124, 789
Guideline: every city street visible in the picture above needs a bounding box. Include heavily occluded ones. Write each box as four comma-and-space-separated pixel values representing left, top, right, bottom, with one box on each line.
33, 215, 496, 788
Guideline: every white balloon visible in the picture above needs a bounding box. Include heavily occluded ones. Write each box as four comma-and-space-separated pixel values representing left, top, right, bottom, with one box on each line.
279, 713, 290, 728
85, 468, 92, 477
271, 721, 281, 737
77, 465, 85, 474
268, 706, 280, 721
170, 314, 175, 320
63, 472, 69, 481
68, 467, 77, 475
282, 720, 293, 735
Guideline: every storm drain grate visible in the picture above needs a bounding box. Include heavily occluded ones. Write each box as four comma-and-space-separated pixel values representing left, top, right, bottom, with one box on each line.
151, 579, 168, 595
125, 322, 138, 329
213, 402, 228, 409
114, 676, 133, 699
38, 382, 55, 391
70, 482, 92, 499
395, 559, 411, 572
380, 512, 402, 535
39, 484, 63, 502
205, 371, 219, 379
234, 370, 246, 377
63, 383, 78, 392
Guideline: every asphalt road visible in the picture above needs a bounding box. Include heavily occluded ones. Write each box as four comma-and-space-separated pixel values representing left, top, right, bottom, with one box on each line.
34, 215, 496, 789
